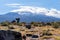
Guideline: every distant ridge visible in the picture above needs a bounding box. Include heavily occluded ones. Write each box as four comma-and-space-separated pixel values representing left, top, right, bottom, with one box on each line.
0, 12, 60, 23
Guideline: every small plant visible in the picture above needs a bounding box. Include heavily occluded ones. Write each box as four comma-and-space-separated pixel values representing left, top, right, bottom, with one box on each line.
51, 22, 60, 29
43, 29, 52, 36
8, 26, 15, 29
46, 22, 51, 26
1, 21, 10, 26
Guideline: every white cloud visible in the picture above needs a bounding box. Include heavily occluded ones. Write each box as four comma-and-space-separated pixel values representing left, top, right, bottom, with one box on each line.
6, 3, 21, 7
6, 4, 20, 6
11, 6, 49, 14
11, 6, 60, 18
46, 8, 60, 18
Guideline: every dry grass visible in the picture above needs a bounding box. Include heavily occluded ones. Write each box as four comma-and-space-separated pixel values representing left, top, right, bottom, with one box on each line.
0, 25, 60, 40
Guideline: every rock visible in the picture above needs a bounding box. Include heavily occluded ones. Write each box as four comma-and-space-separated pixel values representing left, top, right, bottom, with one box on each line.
0, 30, 22, 40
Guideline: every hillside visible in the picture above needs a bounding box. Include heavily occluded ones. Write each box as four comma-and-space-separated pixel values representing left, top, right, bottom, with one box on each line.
0, 12, 60, 23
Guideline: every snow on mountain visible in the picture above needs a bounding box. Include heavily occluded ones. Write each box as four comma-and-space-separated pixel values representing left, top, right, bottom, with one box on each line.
0, 12, 60, 23
11, 6, 60, 18
0, 6, 60, 22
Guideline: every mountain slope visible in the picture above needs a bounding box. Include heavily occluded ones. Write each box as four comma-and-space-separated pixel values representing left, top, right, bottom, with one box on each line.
0, 12, 60, 23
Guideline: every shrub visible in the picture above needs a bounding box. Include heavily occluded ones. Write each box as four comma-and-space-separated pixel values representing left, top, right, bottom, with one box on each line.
43, 29, 52, 36
51, 22, 60, 28
1, 21, 10, 26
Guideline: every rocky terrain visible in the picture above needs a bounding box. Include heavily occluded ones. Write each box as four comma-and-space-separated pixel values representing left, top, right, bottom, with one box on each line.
0, 22, 60, 40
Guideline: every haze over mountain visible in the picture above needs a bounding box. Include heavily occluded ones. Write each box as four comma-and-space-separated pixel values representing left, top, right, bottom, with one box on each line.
0, 6, 60, 22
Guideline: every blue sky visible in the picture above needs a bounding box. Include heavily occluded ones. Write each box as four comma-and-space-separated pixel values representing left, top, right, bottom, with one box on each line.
0, 0, 60, 15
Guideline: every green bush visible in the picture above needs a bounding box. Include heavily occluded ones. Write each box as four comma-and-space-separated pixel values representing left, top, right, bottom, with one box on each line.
1, 21, 11, 26
43, 29, 52, 36
51, 22, 60, 28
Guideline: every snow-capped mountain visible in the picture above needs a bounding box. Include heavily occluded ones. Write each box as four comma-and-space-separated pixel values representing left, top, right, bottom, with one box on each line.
11, 6, 60, 18
0, 6, 60, 22
0, 12, 60, 23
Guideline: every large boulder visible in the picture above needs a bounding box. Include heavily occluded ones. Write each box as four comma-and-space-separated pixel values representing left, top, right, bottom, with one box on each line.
0, 30, 22, 40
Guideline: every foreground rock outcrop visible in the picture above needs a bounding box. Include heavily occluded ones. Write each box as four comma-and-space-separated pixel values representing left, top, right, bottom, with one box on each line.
0, 30, 22, 40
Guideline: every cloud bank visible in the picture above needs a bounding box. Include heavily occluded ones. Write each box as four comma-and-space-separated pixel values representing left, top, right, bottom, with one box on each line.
10, 6, 60, 18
